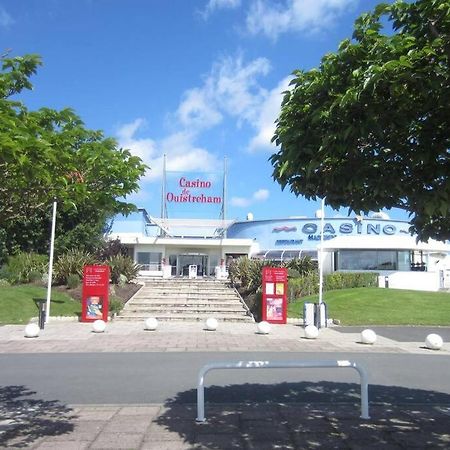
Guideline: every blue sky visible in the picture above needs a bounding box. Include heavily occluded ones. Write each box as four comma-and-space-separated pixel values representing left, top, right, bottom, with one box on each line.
1, 0, 407, 222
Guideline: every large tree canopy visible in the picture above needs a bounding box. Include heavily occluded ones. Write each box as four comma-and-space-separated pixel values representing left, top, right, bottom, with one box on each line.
0, 54, 147, 259
271, 0, 450, 241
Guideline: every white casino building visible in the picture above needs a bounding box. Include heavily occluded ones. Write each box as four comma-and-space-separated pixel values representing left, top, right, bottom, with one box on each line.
110, 209, 450, 292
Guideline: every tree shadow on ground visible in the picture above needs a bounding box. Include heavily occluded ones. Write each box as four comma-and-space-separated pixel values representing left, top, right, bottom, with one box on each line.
156, 381, 450, 449
0, 385, 77, 448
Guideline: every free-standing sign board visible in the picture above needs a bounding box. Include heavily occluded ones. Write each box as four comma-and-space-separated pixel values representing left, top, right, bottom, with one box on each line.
262, 267, 287, 324
81, 265, 110, 322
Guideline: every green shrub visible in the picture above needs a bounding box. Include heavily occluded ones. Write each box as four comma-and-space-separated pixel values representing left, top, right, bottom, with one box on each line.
29, 270, 43, 284
53, 249, 97, 285
288, 271, 319, 302
287, 268, 301, 279
96, 238, 129, 260
117, 274, 128, 287
285, 257, 317, 274
107, 254, 140, 284
0, 252, 48, 284
324, 272, 378, 290
228, 257, 274, 295
109, 297, 124, 315
0, 278, 11, 287
67, 274, 81, 289
229, 256, 317, 295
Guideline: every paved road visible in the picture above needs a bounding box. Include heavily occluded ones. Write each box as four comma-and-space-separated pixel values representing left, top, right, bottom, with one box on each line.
1, 351, 450, 405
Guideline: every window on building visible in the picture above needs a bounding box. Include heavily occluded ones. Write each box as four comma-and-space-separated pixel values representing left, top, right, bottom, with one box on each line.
336, 250, 398, 271
137, 252, 162, 271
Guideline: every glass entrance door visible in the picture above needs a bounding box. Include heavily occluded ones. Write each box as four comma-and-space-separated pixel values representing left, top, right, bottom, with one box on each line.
178, 254, 208, 276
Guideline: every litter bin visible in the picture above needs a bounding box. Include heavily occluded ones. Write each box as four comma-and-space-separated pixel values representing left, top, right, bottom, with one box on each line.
314, 302, 328, 329
303, 303, 315, 327
35, 299, 46, 329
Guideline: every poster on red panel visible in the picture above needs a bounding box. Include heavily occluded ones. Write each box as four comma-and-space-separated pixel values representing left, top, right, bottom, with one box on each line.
81, 265, 110, 322
262, 267, 287, 324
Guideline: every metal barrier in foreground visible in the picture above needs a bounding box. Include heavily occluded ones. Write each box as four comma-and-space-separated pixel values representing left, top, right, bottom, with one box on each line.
196, 359, 370, 422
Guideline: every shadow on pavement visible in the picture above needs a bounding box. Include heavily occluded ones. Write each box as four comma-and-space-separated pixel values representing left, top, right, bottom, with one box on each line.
157, 381, 450, 449
0, 385, 77, 448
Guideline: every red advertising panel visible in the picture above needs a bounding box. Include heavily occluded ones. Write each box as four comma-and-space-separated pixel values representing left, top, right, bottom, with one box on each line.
81, 265, 110, 322
262, 267, 287, 324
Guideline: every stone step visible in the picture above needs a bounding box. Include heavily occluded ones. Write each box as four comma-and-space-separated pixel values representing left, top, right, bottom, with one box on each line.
135, 289, 237, 295
115, 313, 252, 322
138, 284, 232, 289
133, 295, 240, 303
120, 278, 252, 323
139, 279, 229, 285
129, 301, 242, 307
123, 306, 245, 314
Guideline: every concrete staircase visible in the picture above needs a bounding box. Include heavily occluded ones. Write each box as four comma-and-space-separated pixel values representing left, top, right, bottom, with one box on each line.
116, 278, 254, 322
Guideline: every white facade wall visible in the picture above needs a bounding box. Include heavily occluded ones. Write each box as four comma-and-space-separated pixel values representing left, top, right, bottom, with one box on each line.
378, 272, 441, 292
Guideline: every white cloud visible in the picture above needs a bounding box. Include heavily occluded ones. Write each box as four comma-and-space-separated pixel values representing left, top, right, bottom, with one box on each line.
230, 196, 251, 207
231, 188, 270, 207
117, 118, 157, 168
176, 54, 271, 132
177, 87, 222, 130
248, 75, 292, 152
214, 55, 271, 124
202, 0, 241, 18
117, 120, 221, 182
0, 7, 14, 28
253, 188, 269, 201
246, 0, 357, 39
159, 131, 221, 177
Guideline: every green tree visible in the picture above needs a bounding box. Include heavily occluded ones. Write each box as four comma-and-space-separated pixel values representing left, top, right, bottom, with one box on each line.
271, 0, 450, 241
0, 54, 147, 260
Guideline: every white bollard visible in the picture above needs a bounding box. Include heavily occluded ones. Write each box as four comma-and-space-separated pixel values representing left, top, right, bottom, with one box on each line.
92, 319, 106, 333
304, 325, 319, 339
256, 321, 271, 334
24, 323, 40, 338
144, 317, 158, 331
205, 317, 218, 331
425, 333, 443, 350
361, 329, 377, 345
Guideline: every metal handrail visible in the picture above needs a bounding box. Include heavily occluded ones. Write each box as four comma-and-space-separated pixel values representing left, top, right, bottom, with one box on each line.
196, 359, 369, 422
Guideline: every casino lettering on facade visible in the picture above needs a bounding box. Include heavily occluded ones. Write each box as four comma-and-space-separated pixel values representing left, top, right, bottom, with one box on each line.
166, 177, 222, 204
301, 222, 397, 235
179, 177, 212, 189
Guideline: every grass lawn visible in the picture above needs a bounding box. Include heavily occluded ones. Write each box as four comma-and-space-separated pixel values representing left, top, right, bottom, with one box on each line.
0, 285, 81, 325
288, 287, 450, 326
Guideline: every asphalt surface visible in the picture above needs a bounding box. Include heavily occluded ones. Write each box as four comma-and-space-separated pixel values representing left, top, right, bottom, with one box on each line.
1, 351, 450, 404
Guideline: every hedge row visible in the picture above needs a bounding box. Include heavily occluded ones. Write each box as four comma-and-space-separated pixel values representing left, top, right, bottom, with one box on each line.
288, 271, 378, 303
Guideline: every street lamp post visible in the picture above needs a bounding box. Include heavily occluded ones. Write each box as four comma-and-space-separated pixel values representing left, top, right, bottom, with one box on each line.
315, 197, 325, 329
45, 199, 57, 324
318, 197, 325, 306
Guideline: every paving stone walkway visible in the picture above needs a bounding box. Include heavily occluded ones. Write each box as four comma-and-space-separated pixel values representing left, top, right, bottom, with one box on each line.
2, 402, 450, 449
0, 320, 448, 355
